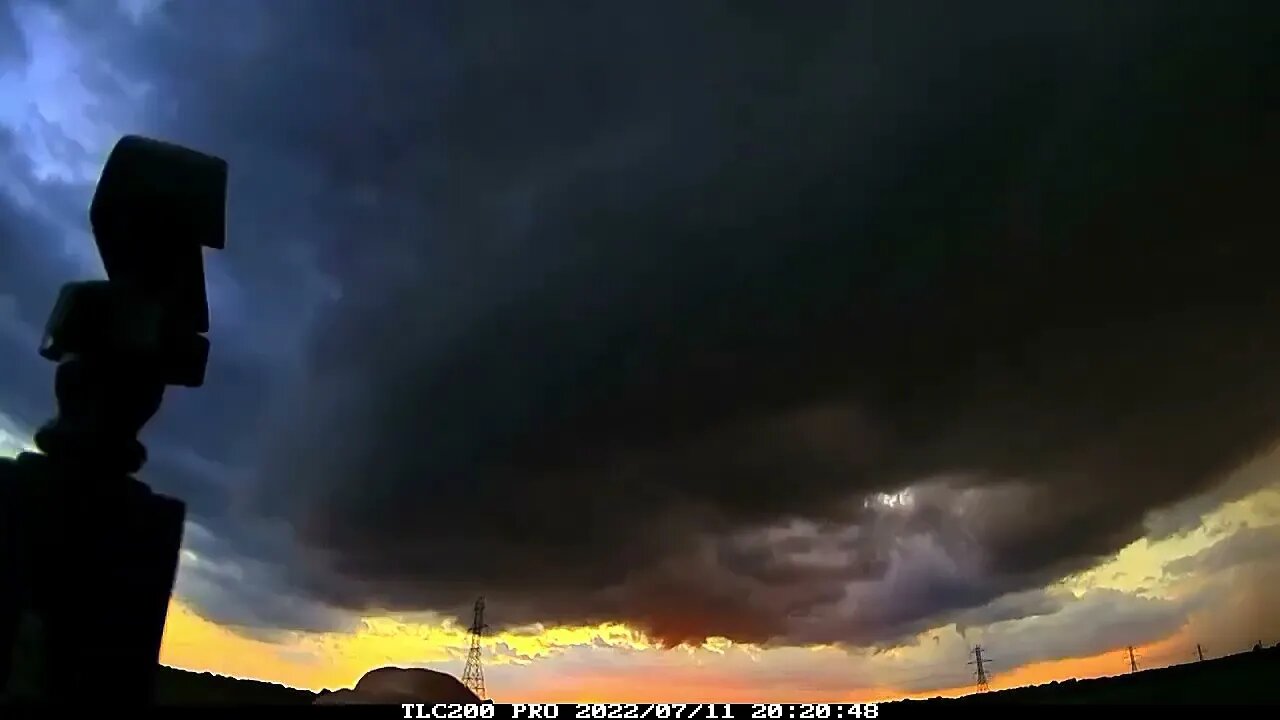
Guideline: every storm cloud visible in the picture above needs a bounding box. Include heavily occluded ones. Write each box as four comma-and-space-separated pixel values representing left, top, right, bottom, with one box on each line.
255, 1, 1279, 645
2, 1, 1278, 648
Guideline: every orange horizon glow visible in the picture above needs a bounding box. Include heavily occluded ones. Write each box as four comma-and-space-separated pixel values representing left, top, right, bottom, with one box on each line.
157, 594, 1208, 703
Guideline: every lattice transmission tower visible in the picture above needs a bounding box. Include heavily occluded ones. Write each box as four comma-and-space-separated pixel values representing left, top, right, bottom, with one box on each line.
968, 645, 993, 693
461, 597, 488, 699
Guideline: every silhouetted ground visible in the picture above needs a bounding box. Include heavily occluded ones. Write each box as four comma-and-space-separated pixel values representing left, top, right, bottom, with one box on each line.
154, 666, 315, 705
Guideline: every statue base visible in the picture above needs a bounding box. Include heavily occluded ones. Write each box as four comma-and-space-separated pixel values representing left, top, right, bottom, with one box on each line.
1, 451, 185, 703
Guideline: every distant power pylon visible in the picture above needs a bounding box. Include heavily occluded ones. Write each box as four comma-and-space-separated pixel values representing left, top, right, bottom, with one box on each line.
968, 645, 993, 692
461, 597, 488, 699
1127, 645, 1139, 674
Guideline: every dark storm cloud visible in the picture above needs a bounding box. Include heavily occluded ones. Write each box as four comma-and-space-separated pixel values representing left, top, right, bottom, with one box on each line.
174, 521, 357, 636
4, 0, 1279, 648
236, 1, 1279, 646
1142, 441, 1280, 540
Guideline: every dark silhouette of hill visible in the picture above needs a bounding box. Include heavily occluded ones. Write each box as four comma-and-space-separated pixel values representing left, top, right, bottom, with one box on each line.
153, 666, 316, 705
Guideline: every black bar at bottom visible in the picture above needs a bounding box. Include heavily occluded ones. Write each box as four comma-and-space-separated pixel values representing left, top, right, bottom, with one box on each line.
1, 702, 1258, 717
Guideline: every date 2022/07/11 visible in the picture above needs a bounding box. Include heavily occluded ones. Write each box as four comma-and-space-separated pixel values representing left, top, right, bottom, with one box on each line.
402, 704, 881, 720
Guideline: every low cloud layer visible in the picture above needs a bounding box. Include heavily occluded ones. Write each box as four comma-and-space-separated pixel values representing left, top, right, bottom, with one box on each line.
2, 1, 1278, 649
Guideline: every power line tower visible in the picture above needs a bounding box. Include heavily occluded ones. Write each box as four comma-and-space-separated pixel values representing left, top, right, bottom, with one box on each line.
968, 645, 992, 693
1127, 645, 1139, 673
1197, 643, 1205, 662
461, 597, 488, 699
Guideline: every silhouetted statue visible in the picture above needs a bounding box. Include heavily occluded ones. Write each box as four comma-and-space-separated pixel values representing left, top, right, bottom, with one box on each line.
0, 136, 227, 704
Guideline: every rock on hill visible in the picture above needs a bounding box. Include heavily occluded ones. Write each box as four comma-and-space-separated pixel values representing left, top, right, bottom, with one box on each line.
313, 667, 480, 704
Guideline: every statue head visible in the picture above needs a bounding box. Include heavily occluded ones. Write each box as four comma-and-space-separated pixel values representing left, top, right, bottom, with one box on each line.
39, 136, 228, 388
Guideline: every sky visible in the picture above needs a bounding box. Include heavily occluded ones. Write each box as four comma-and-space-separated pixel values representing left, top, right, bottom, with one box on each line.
1, 0, 1279, 703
